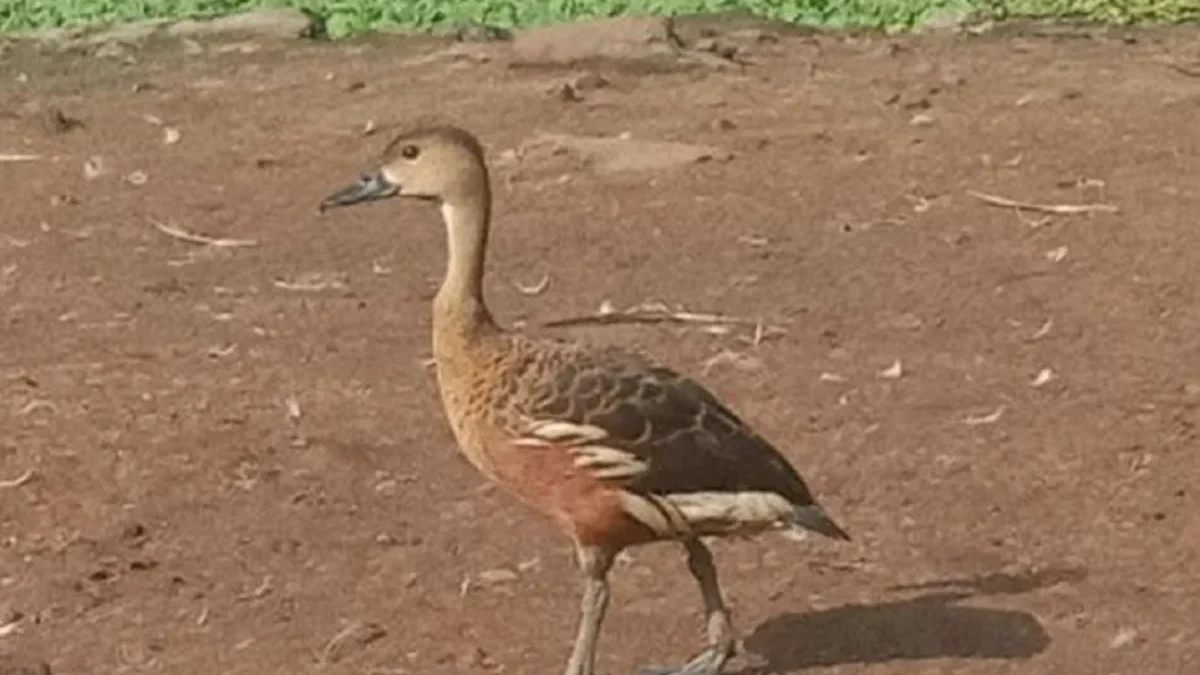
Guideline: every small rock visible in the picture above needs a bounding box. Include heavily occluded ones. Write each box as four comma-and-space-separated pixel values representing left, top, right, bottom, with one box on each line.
910, 113, 934, 127
83, 156, 106, 180
549, 83, 582, 101
1110, 626, 1140, 649
166, 9, 321, 40
122, 523, 148, 541
1031, 368, 1056, 388
549, 72, 609, 101
41, 107, 82, 134
511, 16, 679, 65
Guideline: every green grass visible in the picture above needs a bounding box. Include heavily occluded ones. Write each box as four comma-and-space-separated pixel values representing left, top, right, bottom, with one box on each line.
0, 0, 1196, 37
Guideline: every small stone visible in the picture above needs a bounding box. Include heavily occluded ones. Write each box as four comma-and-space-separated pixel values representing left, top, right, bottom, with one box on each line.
550, 83, 582, 101
1031, 368, 1056, 388
910, 113, 934, 127
41, 106, 81, 134
83, 156, 106, 180
1110, 626, 1140, 649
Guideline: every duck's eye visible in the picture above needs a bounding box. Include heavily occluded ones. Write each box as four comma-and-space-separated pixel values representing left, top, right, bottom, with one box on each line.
400, 144, 420, 160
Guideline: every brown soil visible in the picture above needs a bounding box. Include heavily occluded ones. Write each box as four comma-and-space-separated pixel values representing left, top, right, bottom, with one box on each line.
2, 18, 1199, 675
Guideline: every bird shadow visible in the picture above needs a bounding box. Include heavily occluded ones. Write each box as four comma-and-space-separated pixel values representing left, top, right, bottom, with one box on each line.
743, 566, 1084, 671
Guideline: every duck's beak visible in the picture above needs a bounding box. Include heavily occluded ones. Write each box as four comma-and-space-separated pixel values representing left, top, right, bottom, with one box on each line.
318, 170, 398, 213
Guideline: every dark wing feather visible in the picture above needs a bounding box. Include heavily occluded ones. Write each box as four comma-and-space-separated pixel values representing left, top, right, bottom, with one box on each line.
513, 340, 822, 509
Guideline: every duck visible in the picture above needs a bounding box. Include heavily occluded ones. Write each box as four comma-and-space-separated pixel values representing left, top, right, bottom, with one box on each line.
319, 124, 850, 675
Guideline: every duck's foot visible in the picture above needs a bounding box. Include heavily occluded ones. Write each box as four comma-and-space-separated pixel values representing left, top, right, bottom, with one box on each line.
635, 644, 731, 675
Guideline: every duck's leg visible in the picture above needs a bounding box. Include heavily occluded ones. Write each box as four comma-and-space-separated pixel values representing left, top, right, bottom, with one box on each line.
562, 544, 616, 675
636, 539, 735, 675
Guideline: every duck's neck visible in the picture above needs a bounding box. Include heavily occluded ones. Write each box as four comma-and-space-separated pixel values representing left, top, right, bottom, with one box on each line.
433, 195, 497, 341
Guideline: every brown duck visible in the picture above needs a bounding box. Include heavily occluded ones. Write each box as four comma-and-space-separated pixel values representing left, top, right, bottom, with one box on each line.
319, 125, 850, 675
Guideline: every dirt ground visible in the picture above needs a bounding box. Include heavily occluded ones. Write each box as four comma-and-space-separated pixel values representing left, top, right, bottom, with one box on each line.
2, 16, 1199, 675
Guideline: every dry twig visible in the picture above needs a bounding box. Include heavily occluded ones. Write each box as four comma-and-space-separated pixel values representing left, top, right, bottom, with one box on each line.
0, 469, 35, 488
543, 301, 778, 331
963, 406, 1005, 426
967, 190, 1118, 215
0, 153, 40, 162
317, 622, 362, 664
514, 273, 551, 296
236, 575, 273, 602
151, 220, 259, 248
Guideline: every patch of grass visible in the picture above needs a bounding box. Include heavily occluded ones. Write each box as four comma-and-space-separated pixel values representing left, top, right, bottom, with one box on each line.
0, 0, 1195, 37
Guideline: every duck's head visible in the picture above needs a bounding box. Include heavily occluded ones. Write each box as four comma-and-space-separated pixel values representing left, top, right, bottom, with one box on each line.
319, 125, 489, 212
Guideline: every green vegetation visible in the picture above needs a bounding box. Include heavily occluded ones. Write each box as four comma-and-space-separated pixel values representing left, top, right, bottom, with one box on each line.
0, 0, 1196, 37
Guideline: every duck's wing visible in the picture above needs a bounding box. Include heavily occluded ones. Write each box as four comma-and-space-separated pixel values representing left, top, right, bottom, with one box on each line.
503, 340, 849, 541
